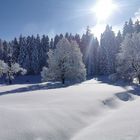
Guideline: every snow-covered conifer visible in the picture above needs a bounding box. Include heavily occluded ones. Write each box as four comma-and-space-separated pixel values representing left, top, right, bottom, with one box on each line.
0, 60, 7, 77
99, 25, 117, 74
117, 32, 140, 83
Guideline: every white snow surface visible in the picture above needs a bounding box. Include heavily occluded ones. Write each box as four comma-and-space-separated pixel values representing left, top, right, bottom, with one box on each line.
0, 79, 140, 140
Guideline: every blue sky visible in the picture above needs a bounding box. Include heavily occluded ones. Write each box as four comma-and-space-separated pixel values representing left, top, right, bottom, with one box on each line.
0, 0, 140, 40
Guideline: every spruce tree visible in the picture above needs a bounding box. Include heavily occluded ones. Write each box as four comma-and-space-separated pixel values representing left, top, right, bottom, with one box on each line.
99, 25, 117, 74
11, 38, 20, 62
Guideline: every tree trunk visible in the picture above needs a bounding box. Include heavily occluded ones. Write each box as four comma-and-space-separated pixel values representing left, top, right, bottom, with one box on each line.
7, 73, 12, 85
9, 78, 12, 85
138, 74, 140, 84
61, 73, 65, 84
62, 77, 65, 84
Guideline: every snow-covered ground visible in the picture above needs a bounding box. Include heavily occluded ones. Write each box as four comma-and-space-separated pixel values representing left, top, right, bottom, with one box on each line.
0, 79, 140, 140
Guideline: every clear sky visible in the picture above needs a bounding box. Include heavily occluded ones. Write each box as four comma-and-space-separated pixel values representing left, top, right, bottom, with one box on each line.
0, 0, 140, 40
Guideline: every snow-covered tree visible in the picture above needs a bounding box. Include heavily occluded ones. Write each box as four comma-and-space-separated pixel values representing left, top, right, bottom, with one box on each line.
127, 18, 134, 34
134, 19, 140, 33
41, 67, 48, 82
123, 19, 134, 37
0, 57, 26, 84
117, 33, 140, 83
0, 60, 7, 77
5, 55, 27, 84
41, 38, 86, 84
116, 31, 123, 51
6, 63, 26, 84
99, 25, 117, 74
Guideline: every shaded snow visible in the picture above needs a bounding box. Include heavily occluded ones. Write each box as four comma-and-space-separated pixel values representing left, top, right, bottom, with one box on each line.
0, 79, 139, 140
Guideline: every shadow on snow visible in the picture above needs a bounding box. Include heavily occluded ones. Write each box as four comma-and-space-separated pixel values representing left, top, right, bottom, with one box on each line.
0, 82, 73, 96
0, 76, 140, 97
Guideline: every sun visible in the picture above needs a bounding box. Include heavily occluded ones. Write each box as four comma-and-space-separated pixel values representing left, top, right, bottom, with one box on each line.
92, 0, 118, 22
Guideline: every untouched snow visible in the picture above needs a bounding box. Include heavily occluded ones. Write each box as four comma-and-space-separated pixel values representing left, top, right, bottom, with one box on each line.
0, 79, 139, 140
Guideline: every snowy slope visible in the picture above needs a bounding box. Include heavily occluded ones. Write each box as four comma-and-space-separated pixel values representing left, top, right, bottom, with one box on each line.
0, 79, 139, 140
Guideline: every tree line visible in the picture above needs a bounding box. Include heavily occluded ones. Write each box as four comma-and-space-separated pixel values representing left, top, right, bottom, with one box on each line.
0, 18, 140, 84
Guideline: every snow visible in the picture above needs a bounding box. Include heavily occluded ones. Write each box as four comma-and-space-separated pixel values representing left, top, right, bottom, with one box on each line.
0, 79, 139, 140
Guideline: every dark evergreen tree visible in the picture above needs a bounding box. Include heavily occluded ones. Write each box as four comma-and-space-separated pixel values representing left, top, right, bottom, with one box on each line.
127, 18, 134, 34
134, 19, 140, 33
3, 41, 10, 62
40, 35, 50, 69
80, 27, 99, 77
116, 31, 123, 52
99, 25, 117, 74
54, 35, 60, 49
18, 36, 28, 71
74, 34, 81, 46
59, 34, 63, 39
11, 38, 20, 62
0, 39, 4, 60
93, 38, 100, 75
123, 19, 134, 37
123, 21, 129, 37
30, 35, 40, 74
25, 35, 33, 74
65, 32, 69, 39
